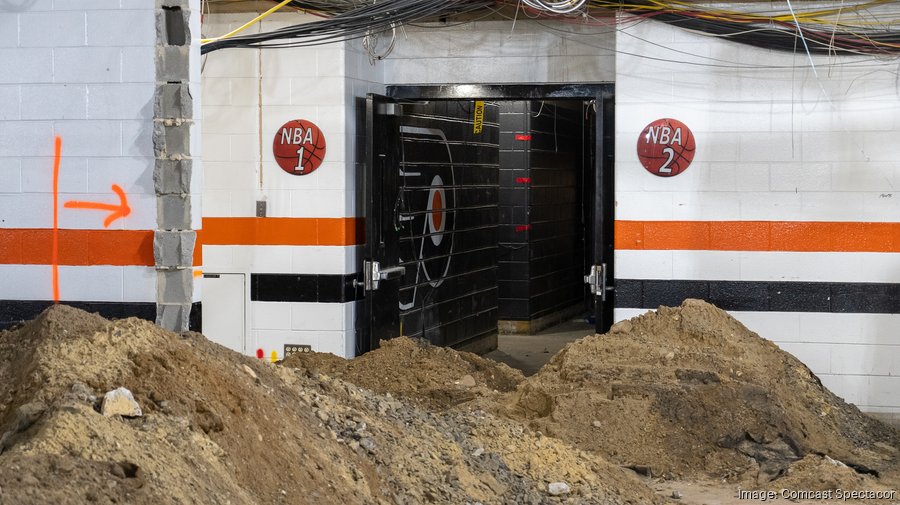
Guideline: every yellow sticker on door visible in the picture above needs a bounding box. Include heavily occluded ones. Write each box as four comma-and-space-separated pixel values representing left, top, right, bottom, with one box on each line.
473, 101, 484, 134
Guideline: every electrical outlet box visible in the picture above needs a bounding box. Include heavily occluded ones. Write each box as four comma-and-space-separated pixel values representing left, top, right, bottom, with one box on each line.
284, 344, 312, 358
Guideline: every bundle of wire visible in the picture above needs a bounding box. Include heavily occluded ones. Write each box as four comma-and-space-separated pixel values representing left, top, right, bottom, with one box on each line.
203, 0, 900, 57
521, 0, 587, 15
201, 0, 493, 54
588, 0, 900, 56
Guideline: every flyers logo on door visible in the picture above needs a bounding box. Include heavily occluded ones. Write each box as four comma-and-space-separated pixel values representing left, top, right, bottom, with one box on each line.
397, 126, 456, 311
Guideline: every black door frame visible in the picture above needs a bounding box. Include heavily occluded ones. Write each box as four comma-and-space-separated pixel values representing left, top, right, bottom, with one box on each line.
363, 83, 616, 346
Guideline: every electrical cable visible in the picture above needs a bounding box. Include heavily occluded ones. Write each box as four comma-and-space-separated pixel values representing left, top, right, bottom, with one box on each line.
200, 0, 900, 59
201, 0, 295, 43
202, 0, 493, 54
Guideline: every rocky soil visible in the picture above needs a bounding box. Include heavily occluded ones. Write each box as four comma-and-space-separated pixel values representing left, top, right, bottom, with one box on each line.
496, 300, 900, 486
0, 300, 897, 504
0, 305, 660, 505
282, 335, 524, 410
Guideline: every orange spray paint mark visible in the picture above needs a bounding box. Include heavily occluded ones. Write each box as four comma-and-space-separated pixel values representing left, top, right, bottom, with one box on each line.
64, 184, 131, 228
51, 136, 61, 303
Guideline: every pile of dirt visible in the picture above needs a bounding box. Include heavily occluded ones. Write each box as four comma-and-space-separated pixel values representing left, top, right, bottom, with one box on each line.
499, 299, 900, 484
283, 336, 524, 410
0, 305, 660, 505
764, 455, 888, 492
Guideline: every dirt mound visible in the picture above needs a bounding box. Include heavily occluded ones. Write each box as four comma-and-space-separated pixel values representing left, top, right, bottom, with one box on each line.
502, 299, 900, 483
283, 336, 524, 410
0, 305, 660, 505
764, 455, 886, 492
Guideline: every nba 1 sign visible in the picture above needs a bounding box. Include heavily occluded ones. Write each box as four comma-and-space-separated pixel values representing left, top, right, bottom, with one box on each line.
273, 119, 327, 176
637, 118, 695, 177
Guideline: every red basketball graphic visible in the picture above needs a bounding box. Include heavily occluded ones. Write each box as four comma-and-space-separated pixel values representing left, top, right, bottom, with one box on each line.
637, 118, 695, 177
272, 119, 327, 176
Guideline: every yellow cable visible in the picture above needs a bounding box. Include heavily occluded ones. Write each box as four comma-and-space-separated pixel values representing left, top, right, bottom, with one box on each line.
201, 0, 294, 44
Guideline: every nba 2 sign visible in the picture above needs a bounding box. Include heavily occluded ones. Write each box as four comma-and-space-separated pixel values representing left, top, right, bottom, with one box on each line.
273, 119, 326, 176
637, 118, 695, 177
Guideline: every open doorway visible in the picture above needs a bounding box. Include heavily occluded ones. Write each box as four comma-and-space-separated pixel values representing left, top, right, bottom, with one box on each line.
359, 84, 614, 355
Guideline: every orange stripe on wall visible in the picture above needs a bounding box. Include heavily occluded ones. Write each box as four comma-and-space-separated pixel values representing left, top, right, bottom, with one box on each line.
198, 217, 364, 247
616, 221, 900, 253
0, 229, 154, 266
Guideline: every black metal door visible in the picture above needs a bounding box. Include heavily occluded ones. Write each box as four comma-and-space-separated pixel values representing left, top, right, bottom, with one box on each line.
591, 90, 616, 334
362, 95, 501, 353
360, 94, 403, 353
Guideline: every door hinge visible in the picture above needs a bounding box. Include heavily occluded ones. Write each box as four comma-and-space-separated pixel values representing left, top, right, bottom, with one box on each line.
585, 263, 614, 301
375, 102, 399, 116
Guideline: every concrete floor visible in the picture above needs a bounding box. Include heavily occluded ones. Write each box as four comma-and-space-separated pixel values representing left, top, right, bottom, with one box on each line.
484, 319, 596, 376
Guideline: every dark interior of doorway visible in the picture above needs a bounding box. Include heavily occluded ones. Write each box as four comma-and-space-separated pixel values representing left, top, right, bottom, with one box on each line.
361, 84, 615, 355
497, 100, 591, 335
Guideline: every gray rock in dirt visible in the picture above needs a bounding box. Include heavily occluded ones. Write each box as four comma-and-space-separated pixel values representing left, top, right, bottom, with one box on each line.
0, 401, 47, 453
11, 402, 46, 432
457, 374, 476, 387
548, 482, 571, 496
610, 320, 633, 334
70, 382, 97, 404
359, 437, 376, 454
101, 388, 142, 418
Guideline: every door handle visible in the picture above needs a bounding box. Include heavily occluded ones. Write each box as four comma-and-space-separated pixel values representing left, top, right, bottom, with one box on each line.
359, 260, 406, 291
378, 265, 406, 280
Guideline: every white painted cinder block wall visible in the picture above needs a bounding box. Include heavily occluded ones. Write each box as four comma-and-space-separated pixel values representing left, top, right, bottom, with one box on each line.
383, 20, 615, 84
200, 13, 898, 413
615, 18, 900, 413
201, 12, 384, 359
0, 0, 159, 305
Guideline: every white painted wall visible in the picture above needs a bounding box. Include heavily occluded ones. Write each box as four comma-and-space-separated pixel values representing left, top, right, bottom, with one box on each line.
614, 18, 900, 412
383, 19, 615, 84
0, 0, 159, 305
201, 12, 385, 358
199, 13, 899, 413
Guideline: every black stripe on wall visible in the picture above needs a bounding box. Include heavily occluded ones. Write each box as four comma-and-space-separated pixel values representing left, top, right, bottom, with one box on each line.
250, 274, 362, 303
615, 279, 900, 314
0, 301, 202, 332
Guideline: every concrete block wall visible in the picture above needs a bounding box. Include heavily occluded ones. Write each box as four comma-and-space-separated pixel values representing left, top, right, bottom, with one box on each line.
383, 20, 615, 84
200, 13, 383, 358
198, 13, 898, 413
0, 0, 162, 324
154, 0, 202, 331
614, 18, 900, 413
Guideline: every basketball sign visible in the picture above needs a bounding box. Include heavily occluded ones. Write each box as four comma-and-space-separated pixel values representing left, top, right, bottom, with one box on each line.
273, 119, 326, 176
637, 118, 695, 177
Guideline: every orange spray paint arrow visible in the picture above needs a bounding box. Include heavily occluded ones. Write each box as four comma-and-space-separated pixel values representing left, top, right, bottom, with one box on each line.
64, 184, 131, 228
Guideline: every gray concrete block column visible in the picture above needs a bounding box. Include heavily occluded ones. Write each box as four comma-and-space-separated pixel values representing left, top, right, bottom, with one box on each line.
154, 0, 195, 331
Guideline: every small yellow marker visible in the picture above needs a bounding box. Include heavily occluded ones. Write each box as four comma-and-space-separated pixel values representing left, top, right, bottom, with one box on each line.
270, 350, 278, 363
473, 101, 485, 134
